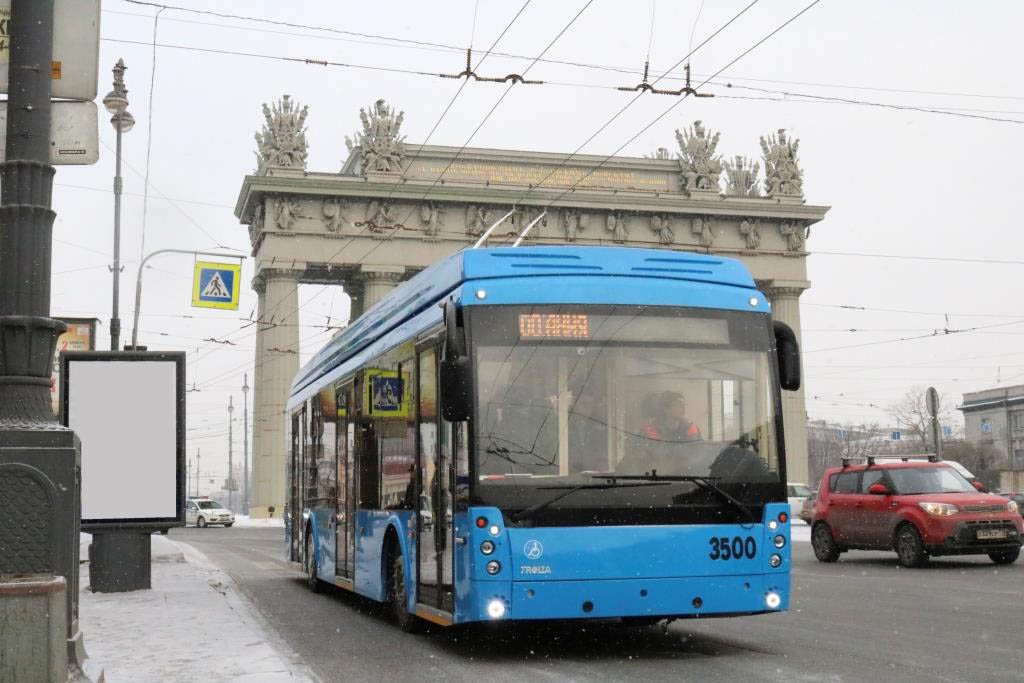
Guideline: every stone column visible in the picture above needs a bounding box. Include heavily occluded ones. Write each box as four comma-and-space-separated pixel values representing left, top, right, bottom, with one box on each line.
765, 280, 811, 486
249, 277, 266, 514
250, 269, 300, 518
358, 265, 405, 313
344, 275, 365, 322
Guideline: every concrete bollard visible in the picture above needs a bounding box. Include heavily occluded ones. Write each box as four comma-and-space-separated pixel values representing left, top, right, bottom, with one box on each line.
0, 576, 67, 683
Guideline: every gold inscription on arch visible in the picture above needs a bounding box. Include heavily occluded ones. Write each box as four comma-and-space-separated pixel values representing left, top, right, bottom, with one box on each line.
407, 160, 671, 191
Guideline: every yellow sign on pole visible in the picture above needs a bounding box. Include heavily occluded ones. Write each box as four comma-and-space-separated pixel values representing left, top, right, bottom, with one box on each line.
192, 261, 241, 310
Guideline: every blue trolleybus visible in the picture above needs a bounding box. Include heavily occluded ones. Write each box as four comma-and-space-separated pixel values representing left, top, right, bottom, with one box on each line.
285, 245, 801, 629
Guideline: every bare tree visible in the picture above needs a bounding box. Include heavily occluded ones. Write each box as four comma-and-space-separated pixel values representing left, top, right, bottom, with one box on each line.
807, 422, 883, 485
887, 387, 952, 451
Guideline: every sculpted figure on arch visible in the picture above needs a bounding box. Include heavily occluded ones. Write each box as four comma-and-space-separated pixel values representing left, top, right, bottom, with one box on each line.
675, 120, 723, 192
254, 95, 309, 173
345, 98, 406, 174
760, 128, 803, 197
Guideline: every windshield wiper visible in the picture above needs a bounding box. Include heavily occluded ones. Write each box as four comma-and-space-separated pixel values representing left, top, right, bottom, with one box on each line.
510, 481, 668, 524
593, 472, 757, 527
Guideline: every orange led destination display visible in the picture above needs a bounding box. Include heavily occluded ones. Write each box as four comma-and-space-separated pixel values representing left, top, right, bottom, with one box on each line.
518, 313, 590, 339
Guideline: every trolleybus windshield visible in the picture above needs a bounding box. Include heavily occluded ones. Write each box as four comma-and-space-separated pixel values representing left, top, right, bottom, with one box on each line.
470, 305, 784, 524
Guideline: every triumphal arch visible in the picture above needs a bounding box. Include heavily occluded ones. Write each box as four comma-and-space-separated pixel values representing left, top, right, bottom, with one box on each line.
234, 96, 829, 517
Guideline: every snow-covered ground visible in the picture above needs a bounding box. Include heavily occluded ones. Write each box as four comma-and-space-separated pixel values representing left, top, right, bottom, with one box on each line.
791, 522, 811, 543
233, 515, 285, 528
78, 533, 313, 682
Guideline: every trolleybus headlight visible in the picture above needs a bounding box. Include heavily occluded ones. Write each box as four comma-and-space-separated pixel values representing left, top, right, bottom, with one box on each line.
480, 540, 495, 555
769, 554, 782, 568
1009, 500, 1019, 514
768, 520, 778, 531
489, 524, 501, 536
476, 516, 488, 528
778, 512, 788, 523
774, 535, 786, 549
765, 592, 782, 609
486, 560, 501, 575
487, 599, 506, 618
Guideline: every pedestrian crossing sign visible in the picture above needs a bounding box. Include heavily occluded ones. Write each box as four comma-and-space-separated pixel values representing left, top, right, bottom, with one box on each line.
192, 261, 241, 310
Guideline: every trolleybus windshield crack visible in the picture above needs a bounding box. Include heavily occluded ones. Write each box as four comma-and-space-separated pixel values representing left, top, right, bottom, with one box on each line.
593, 473, 757, 528
509, 482, 670, 524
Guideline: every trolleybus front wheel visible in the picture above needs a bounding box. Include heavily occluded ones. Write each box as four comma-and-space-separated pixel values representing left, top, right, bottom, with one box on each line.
388, 548, 421, 633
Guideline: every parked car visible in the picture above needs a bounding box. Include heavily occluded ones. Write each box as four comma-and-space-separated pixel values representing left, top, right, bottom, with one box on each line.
809, 457, 1022, 567
787, 482, 814, 521
186, 497, 235, 528
799, 493, 815, 525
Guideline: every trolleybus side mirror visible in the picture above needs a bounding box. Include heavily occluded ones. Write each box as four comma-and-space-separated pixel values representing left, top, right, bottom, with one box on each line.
773, 321, 801, 391
440, 299, 473, 422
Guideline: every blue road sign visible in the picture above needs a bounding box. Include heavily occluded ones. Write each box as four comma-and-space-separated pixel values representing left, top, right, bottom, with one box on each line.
943, 426, 952, 437
192, 261, 240, 310
890, 431, 901, 441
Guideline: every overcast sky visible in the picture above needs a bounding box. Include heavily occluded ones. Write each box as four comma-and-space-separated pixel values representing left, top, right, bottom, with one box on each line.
49, 0, 1024, 492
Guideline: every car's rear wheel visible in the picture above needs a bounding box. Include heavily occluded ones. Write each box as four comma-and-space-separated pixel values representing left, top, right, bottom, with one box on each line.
811, 523, 840, 562
304, 531, 321, 593
388, 545, 420, 632
197, 516, 207, 528
895, 524, 928, 568
988, 547, 1020, 565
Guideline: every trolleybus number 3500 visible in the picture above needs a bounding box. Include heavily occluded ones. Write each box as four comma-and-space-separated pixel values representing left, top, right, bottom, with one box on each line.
709, 536, 757, 560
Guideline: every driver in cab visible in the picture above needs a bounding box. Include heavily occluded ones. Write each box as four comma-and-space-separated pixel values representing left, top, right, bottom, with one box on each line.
643, 391, 702, 443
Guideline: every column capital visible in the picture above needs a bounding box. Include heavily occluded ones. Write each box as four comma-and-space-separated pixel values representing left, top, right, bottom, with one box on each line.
761, 279, 810, 300
356, 264, 405, 285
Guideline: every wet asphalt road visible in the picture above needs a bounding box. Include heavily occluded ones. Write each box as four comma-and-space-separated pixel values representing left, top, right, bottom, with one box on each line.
170, 525, 1023, 683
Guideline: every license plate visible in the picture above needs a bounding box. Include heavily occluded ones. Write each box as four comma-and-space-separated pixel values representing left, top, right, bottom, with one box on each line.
976, 528, 1008, 540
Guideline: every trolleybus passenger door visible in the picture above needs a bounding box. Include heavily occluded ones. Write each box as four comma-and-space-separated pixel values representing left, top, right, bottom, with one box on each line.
417, 347, 441, 607
335, 383, 353, 579
438, 419, 457, 612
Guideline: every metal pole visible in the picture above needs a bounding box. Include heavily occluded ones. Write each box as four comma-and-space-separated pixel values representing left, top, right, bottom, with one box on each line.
196, 449, 200, 497
228, 396, 234, 510
110, 122, 123, 350
0, 0, 85, 667
131, 248, 246, 349
242, 373, 250, 515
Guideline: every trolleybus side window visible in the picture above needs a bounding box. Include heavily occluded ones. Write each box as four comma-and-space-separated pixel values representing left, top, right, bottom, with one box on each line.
318, 387, 338, 501
355, 372, 380, 509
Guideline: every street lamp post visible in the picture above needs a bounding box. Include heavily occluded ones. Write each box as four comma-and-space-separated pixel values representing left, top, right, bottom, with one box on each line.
102, 59, 135, 351
228, 396, 234, 510
242, 373, 250, 515
130, 248, 245, 350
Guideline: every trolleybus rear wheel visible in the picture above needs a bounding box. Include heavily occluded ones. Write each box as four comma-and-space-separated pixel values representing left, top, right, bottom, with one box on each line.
389, 549, 420, 632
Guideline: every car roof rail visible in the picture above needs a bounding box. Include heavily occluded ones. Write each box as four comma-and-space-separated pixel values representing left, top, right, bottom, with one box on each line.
841, 456, 876, 468
873, 454, 941, 464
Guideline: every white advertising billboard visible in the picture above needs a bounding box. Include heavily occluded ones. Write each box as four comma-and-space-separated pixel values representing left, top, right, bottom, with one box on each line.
61, 352, 185, 528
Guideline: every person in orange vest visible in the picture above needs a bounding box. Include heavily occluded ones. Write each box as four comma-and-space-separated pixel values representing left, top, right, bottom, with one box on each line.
643, 391, 701, 443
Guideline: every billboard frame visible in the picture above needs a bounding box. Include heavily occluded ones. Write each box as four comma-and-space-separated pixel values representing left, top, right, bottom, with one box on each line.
60, 351, 185, 532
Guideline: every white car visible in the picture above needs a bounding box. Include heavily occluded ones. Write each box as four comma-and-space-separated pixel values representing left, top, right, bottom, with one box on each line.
186, 498, 235, 528
787, 483, 814, 520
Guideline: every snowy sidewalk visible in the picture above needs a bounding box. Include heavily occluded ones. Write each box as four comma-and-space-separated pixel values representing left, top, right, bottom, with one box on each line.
78, 533, 314, 682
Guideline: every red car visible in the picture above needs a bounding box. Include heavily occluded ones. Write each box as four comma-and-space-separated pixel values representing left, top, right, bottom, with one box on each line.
809, 457, 1022, 567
